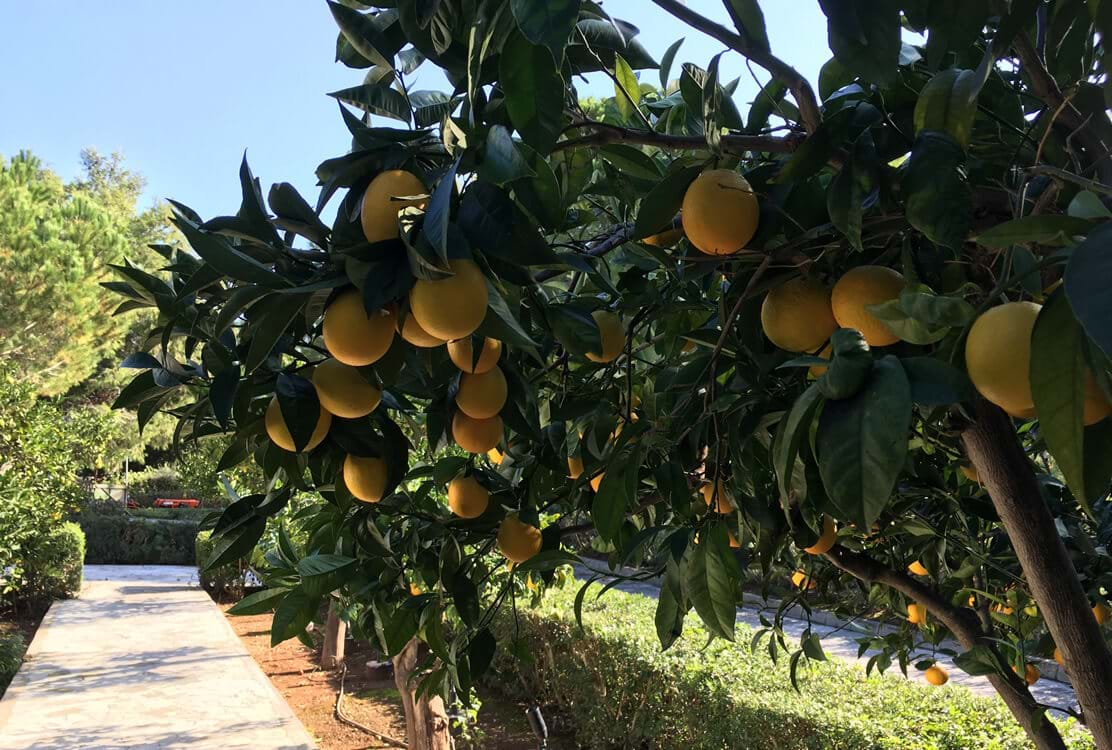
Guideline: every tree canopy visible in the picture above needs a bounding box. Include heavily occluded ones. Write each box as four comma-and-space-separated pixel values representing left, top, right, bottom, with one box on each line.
110, 2, 1112, 748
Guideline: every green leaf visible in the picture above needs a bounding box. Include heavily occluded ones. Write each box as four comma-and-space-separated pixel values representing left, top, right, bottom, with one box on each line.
276, 373, 321, 452
547, 303, 603, 358
481, 125, 535, 185
268, 182, 330, 246
1031, 290, 1090, 513
204, 516, 266, 572
244, 295, 310, 374
818, 0, 901, 85
816, 356, 911, 528
953, 645, 1006, 677
171, 208, 290, 289
458, 182, 559, 266
773, 383, 823, 501
271, 586, 318, 646
510, 0, 581, 61
827, 133, 876, 250
1066, 223, 1112, 361
901, 357, 976, 405
298, 554, 357, 597
422, 156, 460, 263
328, 83, 412, 124
227, 587, 289, 616
633, 164, 701, 239
598, 144, 661, 181
684, 523, 739, 641
613, 53, 640, 120
914, 69, 981, 149
724, 0, 770, 53
975, 215, 1095, 249
1083, 419, 1112, 504
1069, 190, 1112, 219
592, 445, 642, 542
482, 283, 538, 348
903, 131, 971, 249
410, 90, 457, 128
801, 631, 827, 661
500, 31, 565, 154
655, 557, 687, 650
659, 37, 684, 88
328, 1, 399, 70
817, 328, 872, 400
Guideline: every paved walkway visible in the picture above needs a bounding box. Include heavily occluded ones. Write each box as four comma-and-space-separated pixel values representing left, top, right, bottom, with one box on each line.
0, 565, 316, 750
573, 563, 1078, 713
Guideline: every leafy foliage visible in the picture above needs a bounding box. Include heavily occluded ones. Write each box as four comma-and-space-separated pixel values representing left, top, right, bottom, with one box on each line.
108, 1, 1112, 742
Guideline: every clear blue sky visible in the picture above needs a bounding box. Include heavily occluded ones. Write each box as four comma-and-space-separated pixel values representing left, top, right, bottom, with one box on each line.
0, 1, 830, 221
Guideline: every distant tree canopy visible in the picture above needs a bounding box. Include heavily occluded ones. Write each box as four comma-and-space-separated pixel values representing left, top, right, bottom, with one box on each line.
0, 151, 167, 395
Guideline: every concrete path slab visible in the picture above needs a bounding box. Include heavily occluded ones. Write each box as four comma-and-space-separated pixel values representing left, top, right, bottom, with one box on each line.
573, 563, 1079, 714
0, 565, 317, 750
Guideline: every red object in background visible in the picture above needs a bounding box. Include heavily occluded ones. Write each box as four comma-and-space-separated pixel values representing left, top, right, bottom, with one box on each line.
125, 499, 138, 509
153, 498, 200, 508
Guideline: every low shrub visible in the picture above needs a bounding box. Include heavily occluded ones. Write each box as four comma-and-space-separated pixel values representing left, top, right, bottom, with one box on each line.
19, 522, 84, 601
0, 627, 26, 697
195, 530, 262, 599
492, 581, 1092, 750
80, 507, 197, 565
129, 507, 212, 522
126, 466, 182, 504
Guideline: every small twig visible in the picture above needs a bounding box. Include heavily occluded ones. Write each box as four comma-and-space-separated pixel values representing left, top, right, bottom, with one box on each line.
553, 123, 802, 156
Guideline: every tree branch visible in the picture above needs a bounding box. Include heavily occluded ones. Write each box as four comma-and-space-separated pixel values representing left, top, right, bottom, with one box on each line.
650, 0, 822, 135
824, 545, 1067, 750
533, 223, 633, 283
552, 124, 803, 156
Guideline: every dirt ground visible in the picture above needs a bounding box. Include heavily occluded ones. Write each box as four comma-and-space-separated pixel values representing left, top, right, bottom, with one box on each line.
0, 602, 48, 699
224, 608, 576, 749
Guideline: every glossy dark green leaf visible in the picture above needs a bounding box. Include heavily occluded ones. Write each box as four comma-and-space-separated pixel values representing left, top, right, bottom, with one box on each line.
817, 328, 872, 400
511, 0, 580, 61
975, 215, 1095, 249
1083, 419, 1112, 504
1031, 289, 1090, 513
276, 373, 321, 453
410, 89, 458, 127
480, 125, 535, 185
271, 586, 318, 646
171, 208, 290, 289
901, 357, 975, 405
592, 445, 642, 542
328, 83, 412, 124
458, 182, 560, 266
903, 131, 971, 249
244, 294, 310, 374
1065, 223, 1112, 361
613, 52, 641, 121
827, 132, 877, 250
298, 553, 357, 597
684, 522, 739, 641
658, 37, 684, 88
205, 516, 266, 572
500, 31, 564, 154
633, 164, 701, 239
818, 0, 900, 85
599, 144, 661, 181
914, 69, 980, 149
724, 0, 770, 52
227, 587, 289, 616
328, 1, 400, 69
422, 156, 460, 264
816, 356, 911, 528
773, 383, 823, 501
655, 557, 687, 650
268, 182, 330, 246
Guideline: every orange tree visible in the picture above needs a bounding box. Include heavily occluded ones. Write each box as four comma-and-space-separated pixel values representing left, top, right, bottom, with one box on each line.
109, 2, 1112, 748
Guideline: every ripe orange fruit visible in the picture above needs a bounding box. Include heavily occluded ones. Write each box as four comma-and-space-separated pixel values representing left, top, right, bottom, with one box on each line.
1053, 647, 1065, 667
323, 290, 397, 366
487, 447, 504, 464
408, 258, 488, 341
831, 266, 905, 346
965, 302, 1041, 417
1094, 602, 1110, 625
455, 366, 507, 419
265, 396, 331, 453
312, 359, 381, 418
959, 465, 980, 483
586, 310, 624, 363
447, 475, 489, 519
791, 570, 817, 590
360, 169, 426, 244
568, 454, 585, 479
681, 169, 759, 255
448, 337, 502, 374
1014, 663, 1040, 685
760, 278, 838, 352
700, 479, 736, 513
343, 454, 389, 503
908, 560, 929, 577
589, 473, 605, 493
924, 665, 949, 686
497, 514, 542, 563
907, 603, 927, 625
452, 412, 503, 453
803, 515, 837, 555
397, 312, 444, 348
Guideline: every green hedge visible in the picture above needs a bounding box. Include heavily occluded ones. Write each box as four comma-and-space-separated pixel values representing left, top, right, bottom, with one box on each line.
195, 530, 262, 599
492, 582, 1092, 750
80, 510, 197, 565
19, 521, 84, 601
0, 628, 25, 697
129, 507, 211, 522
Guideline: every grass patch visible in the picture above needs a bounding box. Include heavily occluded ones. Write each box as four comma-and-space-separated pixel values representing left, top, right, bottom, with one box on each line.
492, 580, 1092, 750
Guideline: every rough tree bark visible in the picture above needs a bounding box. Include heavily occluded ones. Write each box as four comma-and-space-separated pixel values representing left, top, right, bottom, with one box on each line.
393, 637, 454, 750
321, 603, 346, 669
825, 546, 1068, 750
963, 399, 1112, 749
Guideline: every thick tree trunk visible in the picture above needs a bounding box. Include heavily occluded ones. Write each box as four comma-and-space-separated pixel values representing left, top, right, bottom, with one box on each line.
321, 603, 346, 669
393, 637, 454, 750
825, 546, 1067, 750
963, 400, 1112, 749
